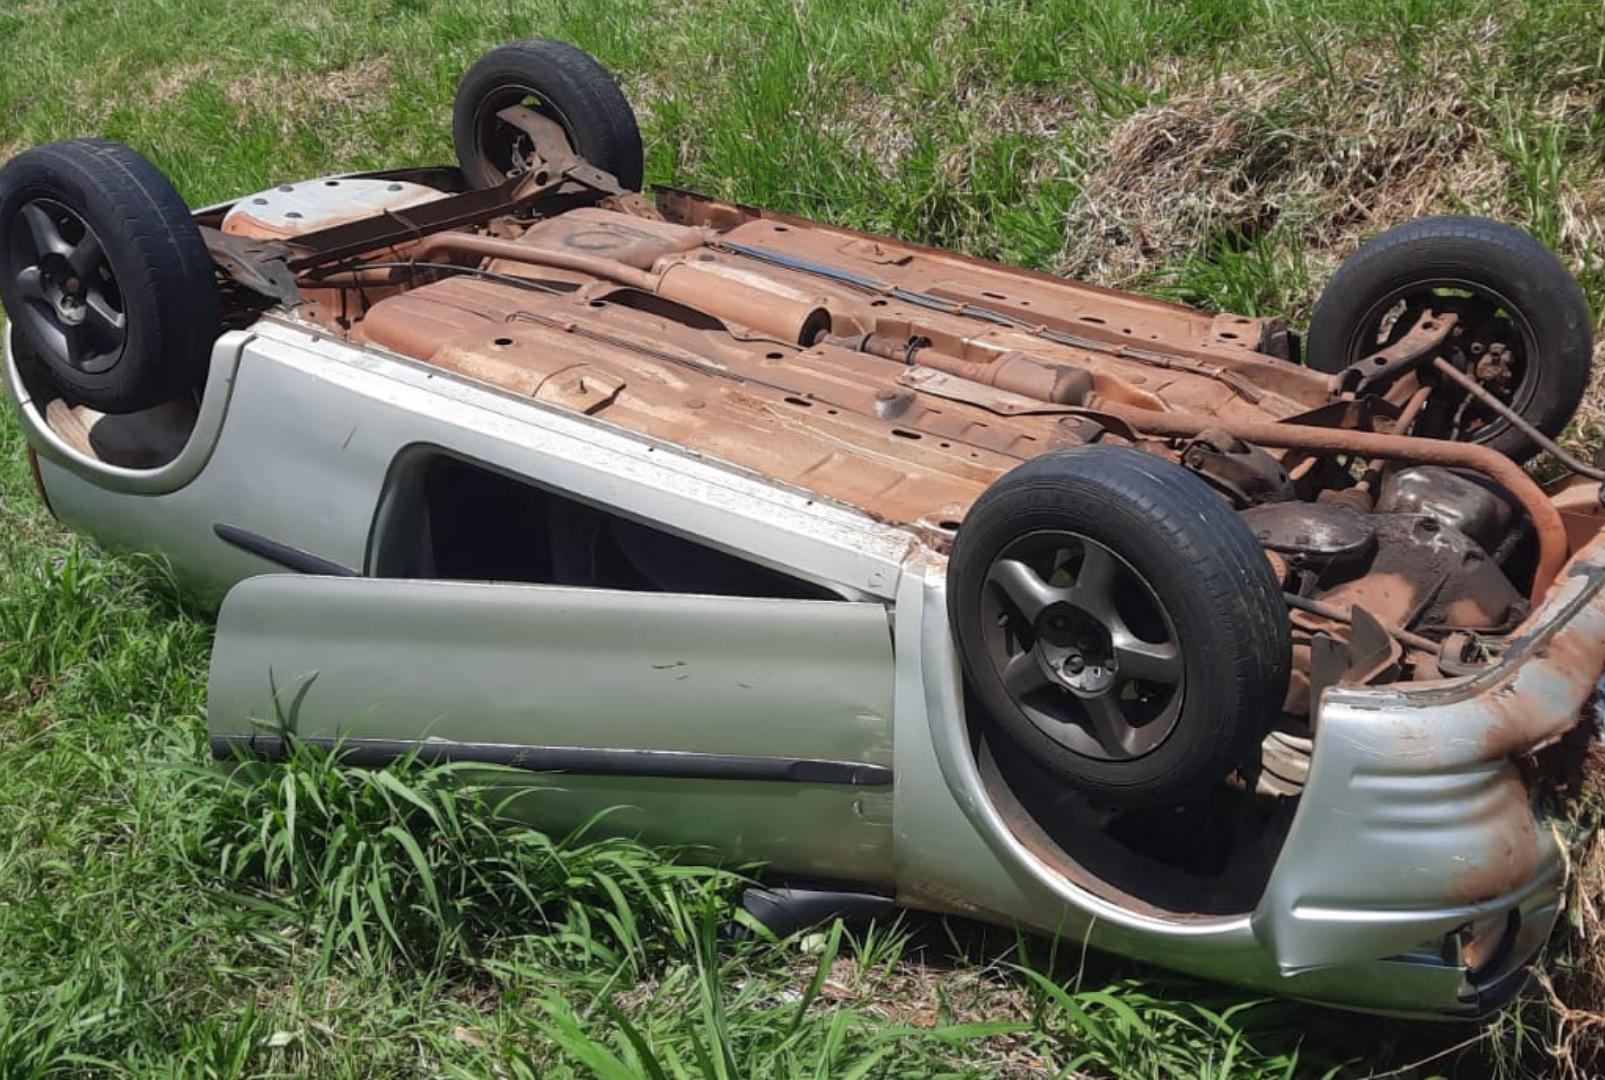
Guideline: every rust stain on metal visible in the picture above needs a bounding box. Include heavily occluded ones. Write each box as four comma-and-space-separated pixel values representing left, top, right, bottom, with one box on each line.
1550, 475, 1605, 552
333, 203, 1341, 534
1447, 763, 1543, 905
1481, 616, 1605, 760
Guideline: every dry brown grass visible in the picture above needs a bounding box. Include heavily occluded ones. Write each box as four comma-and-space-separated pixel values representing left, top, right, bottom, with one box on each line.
1545, 823, 1605, 1077
1058, 48, 1509, 287
782, 944, 1050, 1077
1573, 340, 1605, 457
1519, 706, 1605, 1076
148, 60, 215, 107
225, 57, 396, 138
824, 84, 922, 176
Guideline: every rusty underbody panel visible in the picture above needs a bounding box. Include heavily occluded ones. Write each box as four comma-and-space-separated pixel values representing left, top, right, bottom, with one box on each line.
302, 199, 1331, 529
202, 168, 1605, 756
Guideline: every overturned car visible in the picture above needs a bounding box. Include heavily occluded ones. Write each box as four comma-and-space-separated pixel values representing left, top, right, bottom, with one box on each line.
4, 38, 1604, 1017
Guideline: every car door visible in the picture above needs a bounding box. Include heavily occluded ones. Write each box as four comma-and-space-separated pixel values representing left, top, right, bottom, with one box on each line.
207, 573, 897, 884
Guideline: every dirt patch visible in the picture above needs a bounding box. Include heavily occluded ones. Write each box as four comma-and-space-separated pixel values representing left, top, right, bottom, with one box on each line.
0, 674, 50, 716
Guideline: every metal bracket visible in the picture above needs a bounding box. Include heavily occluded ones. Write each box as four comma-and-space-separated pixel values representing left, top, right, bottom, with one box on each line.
495, 104, 574, 162
494, 104, 639, 202
1335, 310, 1458, 394
201, 227, 300, 306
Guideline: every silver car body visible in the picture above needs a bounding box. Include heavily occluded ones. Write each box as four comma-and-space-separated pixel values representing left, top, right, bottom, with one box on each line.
8, 312, 1595, 1018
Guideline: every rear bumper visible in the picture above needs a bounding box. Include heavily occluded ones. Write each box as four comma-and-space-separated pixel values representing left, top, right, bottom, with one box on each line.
1252, 530, 1605, 1006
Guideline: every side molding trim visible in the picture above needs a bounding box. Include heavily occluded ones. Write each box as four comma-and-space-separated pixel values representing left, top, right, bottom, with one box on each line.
210, 733, 895, 787
213, 523, 359, 577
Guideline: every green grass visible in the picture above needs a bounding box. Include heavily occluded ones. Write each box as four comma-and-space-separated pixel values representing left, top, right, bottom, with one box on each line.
3, 0, 1605, 1074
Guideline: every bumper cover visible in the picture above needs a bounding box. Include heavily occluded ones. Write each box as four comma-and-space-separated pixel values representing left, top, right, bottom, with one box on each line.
1254, 531, 1605, 978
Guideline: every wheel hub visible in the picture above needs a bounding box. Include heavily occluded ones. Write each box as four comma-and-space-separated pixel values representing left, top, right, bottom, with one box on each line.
7, 197, 128, 375
1354, 282, 1537, 445
473, 87, 578, 186
36, 253, 86, 324
502, 129, 535, 175
1035, 604, 1118, 696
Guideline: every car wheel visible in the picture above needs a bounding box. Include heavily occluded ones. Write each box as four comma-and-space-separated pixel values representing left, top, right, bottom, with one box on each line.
453, 38, 644, 192
1304, 215, 1592, 464
0, 139, 219, 414
947, 446, 1289, 807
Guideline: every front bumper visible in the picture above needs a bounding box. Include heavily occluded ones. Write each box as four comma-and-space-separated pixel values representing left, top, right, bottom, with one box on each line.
1252, 530, 1605, 1007
905, 526, 1605, 1018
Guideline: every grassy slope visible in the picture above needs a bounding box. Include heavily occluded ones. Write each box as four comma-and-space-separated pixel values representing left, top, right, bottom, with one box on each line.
2, 0, 1603, 1074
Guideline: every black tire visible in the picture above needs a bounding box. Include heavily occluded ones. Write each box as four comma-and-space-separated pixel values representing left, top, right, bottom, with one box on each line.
948, 446, 1289, 807
453, 38, 644, 192
1305, 215, 1592, 463
0, 138, 219, 414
